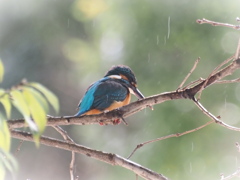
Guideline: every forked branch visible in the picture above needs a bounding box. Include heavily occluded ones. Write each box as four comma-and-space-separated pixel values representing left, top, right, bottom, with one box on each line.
7, 57, 240, 129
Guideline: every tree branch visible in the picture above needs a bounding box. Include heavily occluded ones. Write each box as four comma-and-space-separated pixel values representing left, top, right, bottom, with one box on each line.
7, 57, 240, 130
127, 120, 214, 159
193, 98, 240, 131
220, 168, 240, 180
196, 18, 240, 30
177, 57, 200, 90
10, 129, 168, 180
197, 55, 234, 100
52, 126, 76, 180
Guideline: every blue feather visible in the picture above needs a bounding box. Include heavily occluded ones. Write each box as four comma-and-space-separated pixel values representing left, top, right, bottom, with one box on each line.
75, 77, 110, 116
92, 80, 128, 110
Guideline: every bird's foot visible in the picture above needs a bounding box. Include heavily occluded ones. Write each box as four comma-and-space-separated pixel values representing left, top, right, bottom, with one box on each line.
98, 120, 105, 126
112, 119, 121, 125
98, 119, 121, 125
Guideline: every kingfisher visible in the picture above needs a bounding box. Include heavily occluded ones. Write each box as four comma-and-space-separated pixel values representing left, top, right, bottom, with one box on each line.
74, 65, 145, 124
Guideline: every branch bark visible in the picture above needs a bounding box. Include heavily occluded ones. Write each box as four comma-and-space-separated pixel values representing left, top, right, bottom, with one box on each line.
196, 18, 240, 30
52, 126, 76, 180
10, 129, 168, 180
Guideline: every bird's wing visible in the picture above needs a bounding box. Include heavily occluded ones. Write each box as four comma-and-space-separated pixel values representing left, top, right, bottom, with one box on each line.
76, 77, 128, 116
77, 81, 100, 115
92, 80, 128, 111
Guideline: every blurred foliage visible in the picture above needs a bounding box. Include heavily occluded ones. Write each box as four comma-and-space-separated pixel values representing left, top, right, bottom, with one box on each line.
0, 60, 4, 83
0, 149, 17, 180
0, 0, 240, 180
0, 59, 59, 179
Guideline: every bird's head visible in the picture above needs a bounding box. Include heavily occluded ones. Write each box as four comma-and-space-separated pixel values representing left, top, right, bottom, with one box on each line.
104, 65, 145, 100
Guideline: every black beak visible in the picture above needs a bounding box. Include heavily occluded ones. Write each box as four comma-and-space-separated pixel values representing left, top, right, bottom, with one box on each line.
131, 86, 145, 100
131, 85, 154, 110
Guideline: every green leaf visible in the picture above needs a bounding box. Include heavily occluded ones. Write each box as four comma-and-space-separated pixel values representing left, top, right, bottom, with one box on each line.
0, 94, 11, 119
11, 90, 38, 132
0, 116, 10, 152
24, 87, 49, 113
22, 88, 47, 134
0, 89, 10, 118
0, 60, 4, 83
33, 134, 40, 147
0, 89, 4, 96
29, 82, 59, 113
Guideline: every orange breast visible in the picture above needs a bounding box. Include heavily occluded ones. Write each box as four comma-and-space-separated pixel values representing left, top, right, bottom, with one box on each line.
84, 109, 102, 115
105, 93, 131, 111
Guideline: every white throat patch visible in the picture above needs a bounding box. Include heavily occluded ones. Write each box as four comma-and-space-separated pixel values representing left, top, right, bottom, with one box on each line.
128, 87, 134, 94
108, 75, 122, 79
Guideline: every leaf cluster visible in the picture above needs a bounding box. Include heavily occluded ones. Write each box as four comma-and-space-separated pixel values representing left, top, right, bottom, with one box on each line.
0, 60, 59, 180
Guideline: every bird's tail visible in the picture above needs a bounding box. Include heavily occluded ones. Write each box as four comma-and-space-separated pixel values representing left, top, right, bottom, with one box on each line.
62, 111, 83, 118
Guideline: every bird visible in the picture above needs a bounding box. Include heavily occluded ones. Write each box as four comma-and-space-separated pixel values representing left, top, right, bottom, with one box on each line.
74, 65, 145, 124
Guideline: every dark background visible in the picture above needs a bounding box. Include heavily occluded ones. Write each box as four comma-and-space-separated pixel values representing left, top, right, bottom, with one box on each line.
1, 0, 240, 179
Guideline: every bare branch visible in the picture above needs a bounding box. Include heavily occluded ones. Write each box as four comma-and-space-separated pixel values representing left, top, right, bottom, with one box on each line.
127, 120, 213, 159
10, 129, 168, 180
220, 168, 240, 180
235, 38, 240, 59
216, 78, 240, 84
52, 126, 74, 143
193, 98, 240, 131
14, 140, 24, 156
196, 18, 240, 30
197, 55, 234, 100
236, 142, 240, 152
177, 57, 200, 90
181, 78, 205, 90
69, 152, 76, 180
52, 126, 76, 180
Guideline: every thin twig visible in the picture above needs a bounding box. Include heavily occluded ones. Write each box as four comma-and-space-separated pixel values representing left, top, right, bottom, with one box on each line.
220, 168, 240, 180
235, 142, 240, 152
52, 126, 74, 142
216, 78, 240, 84
181, 78, 205, 90
235, 38, 240, 59
14, 140, 24, 156
195, 20, 239, 100
177, 57, 200, 91
196, 18, 240, 30
120, 116, 128, 125
193, 98, 240, 131
70, 152, 76, 180
197, 55, 234, 100
127, 120, 213, 159
52, 126, 76, 180
136, 174, 139, 180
